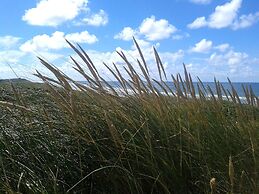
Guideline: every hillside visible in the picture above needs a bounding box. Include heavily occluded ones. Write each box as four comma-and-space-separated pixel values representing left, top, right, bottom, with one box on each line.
0, 78, 31, 83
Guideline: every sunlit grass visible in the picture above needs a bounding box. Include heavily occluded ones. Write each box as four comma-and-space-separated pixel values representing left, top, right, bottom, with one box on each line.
0, 39, 258, 193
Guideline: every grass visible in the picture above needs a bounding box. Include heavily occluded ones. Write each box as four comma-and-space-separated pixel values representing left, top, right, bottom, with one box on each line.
0, 39, 258, 193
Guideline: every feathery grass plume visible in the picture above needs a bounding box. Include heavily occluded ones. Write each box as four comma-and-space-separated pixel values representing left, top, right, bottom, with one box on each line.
210, 177, 216, 194
154, 46, 167, 81
188, 73, 196, 99
183, 64, 191, 96
133, 37, 149, 76
214, 78, 222, 101
228, 78, 241, 105
152, 79, 170, 96
71, 56, 99, 87
207, 85, 217, 102
103, 62, 127, 94
136, 59, 155, 94
242, 84, 250, 105
113, 63, 129, 93
38, 57, 72, 91
178, 73, 188, 98
66, 40, 104, 91
171, 74, 184, 100
220, 83, 230, 101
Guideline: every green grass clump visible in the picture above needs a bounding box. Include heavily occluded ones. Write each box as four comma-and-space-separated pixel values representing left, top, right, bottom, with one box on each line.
0, 39, 258, 193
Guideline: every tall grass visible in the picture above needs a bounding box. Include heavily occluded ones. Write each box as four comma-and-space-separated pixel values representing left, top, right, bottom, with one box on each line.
0, 39, 258, 193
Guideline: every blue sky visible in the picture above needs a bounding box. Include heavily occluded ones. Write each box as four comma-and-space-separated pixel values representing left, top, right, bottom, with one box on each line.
0, 0, 259, 82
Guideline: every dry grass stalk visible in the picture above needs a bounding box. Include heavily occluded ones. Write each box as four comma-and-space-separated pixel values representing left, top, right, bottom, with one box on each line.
210, 177, 216, 194
229, 155, 235, 193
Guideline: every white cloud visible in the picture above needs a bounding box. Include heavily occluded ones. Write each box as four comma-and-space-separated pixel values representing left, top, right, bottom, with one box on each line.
0, 36, 21, 48
81, 9, 108, 26
172, 35, 183, 40
187, 46, 259, 81
160, 50, 184, 69
139, 16, 177, 41
0, 50, 26, 64
20, 32, 65, 52
232, 12, 259, 30
190, 39, 213, 53
0, 65, 26, 79
208, 49, 249, 75
172, 33, 190, 40
225, 50, 248, 65
208, 0, 242, 28
37, 51, 65, 62
187, 17, 207, 29
114, 27, 137, 41
209, 50, 247, 67
115, 16, 177, 43
20, 31, 98, 52
65, 31, 97, 43
22, 0, 88, 26
187, 0, 254, 29
214, 43, 230, 52
189, 0, 212, 5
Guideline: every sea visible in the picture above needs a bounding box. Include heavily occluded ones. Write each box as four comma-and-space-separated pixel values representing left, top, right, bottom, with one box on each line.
81, 81, 259, 98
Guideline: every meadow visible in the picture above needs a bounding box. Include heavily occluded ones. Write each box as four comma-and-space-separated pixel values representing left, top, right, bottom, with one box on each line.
0, 39, 258, 193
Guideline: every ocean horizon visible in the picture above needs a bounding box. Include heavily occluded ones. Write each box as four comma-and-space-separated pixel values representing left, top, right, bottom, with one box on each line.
79, 81, 259, 98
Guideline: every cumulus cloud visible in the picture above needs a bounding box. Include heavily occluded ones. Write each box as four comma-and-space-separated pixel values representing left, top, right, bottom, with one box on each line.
114, 27, 137, 41
187, 44, 259, 81
208, 49, 249, 75
22, 0, 88, 26
208, 0, 242, 28
20, 31, 98, 52
226, 50, 248, 65
172, 33, 190, 40
0, 36, 21, 48
65, 31, 97, 43
214, 43, 230, 52
172, 35, 183, 40
0, 50, 26, 64
160, 50, 184, 69
187, 0, 258, 30
189, 0, 212, 5
190, 39, 213, 53
36, 51, 64, 62
0, 65, 26, 79
81, 9, 108, 26
232, 12, 259, 30
187, 17, 207, 29
139, 16, 177, 41
115, 16, 177, 42
209, 50, 247, 66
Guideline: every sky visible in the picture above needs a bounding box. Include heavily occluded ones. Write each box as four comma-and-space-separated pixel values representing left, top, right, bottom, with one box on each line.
0, 0, 259, 82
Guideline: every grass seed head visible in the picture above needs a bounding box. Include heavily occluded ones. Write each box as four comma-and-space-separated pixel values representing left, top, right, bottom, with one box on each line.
210, 177, 216, 193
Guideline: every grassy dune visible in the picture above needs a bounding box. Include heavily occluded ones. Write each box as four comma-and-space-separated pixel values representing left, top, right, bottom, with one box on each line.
0, 40, 258, 193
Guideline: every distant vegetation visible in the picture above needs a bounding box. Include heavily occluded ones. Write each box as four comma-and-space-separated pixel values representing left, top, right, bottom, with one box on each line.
0, 39, 258, 193
0, 78, 30, 83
